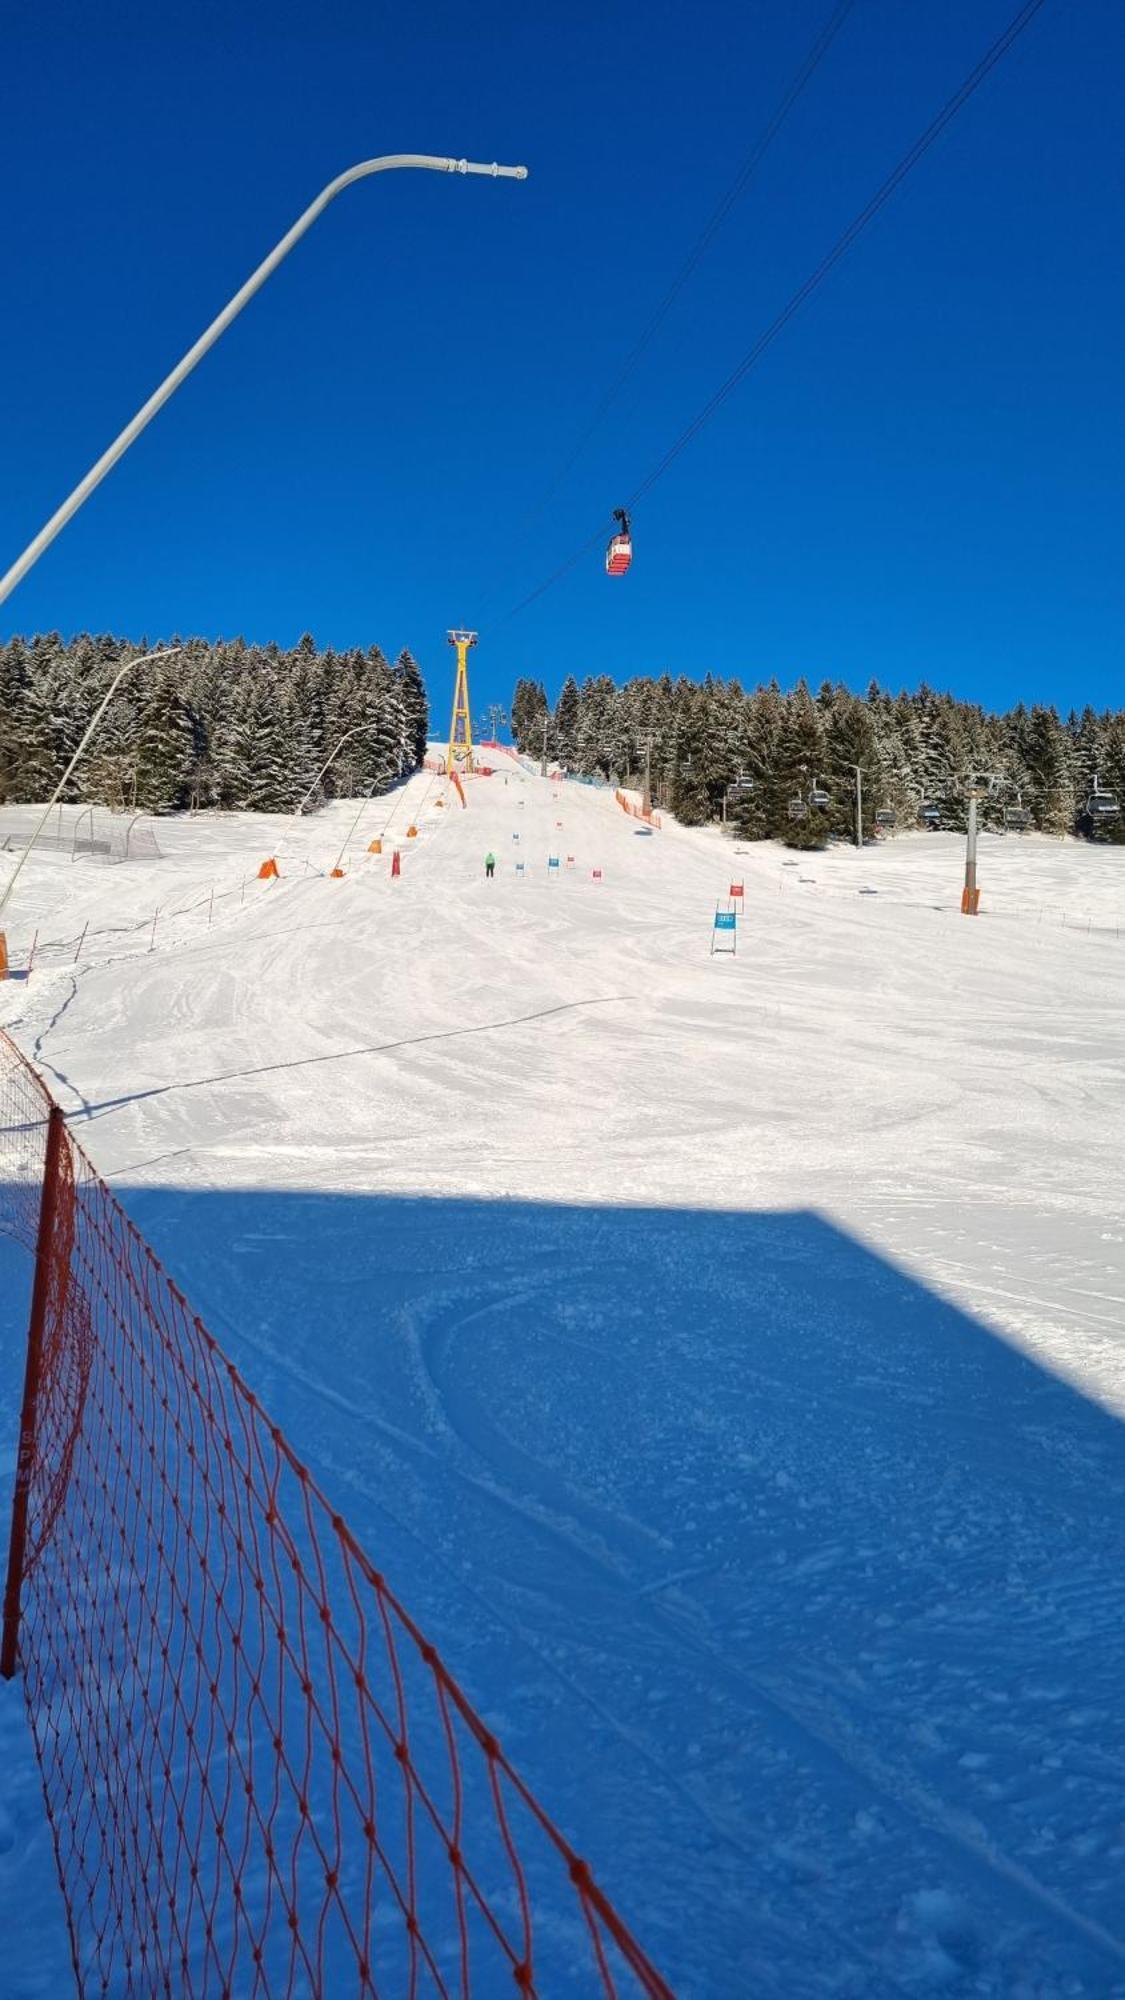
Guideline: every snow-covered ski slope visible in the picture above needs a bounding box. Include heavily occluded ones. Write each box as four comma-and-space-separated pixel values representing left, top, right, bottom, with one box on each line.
2, 750, 1125, 1997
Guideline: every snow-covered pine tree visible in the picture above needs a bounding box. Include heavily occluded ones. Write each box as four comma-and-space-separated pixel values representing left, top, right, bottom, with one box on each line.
0, 637, 31, 801
824, 692, 881, 842
1021, 705, 1073, 833
554, 676, 581, 767
771, 680, 830, 847
394, 650, 429, 768
511, 678, 548, 754
134, 663, 195, 812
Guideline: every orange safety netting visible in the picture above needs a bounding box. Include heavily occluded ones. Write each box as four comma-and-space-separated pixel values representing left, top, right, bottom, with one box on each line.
613, 792, 662, 831
0, 1031, 671, 1999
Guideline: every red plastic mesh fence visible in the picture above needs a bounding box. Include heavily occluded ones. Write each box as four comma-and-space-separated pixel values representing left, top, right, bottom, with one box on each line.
0, 1032, 672, 1999
0, 1028, 50, 1254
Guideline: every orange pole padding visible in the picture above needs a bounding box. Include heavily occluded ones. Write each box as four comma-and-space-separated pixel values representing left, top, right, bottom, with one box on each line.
391, 850, 401, 878
451, 771, 466, 807
961, 886, 981, 915
368, 839, 383, 854
330, 868, 345, 879
406, 825, 419, 839
0, 933, 7, 979
257, 858, 279, 880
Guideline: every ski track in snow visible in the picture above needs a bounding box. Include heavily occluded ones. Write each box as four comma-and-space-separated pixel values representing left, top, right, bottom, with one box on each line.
2, 760, 1125, 1997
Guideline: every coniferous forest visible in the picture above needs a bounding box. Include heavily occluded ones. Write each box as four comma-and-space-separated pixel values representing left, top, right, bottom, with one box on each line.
511, 673, 1125, 847
0, 633, 429, 814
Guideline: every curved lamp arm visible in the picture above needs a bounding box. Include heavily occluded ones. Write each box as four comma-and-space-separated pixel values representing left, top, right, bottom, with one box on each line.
0, 646, 183, 923
0, 155, 528, 611
294, 723, 381, 817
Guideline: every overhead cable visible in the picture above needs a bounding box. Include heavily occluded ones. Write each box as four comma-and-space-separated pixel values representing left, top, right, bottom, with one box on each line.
504, 0, 1049, 623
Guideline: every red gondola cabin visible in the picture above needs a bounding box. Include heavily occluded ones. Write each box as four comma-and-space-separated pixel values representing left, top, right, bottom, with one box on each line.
605, 507, 632, 577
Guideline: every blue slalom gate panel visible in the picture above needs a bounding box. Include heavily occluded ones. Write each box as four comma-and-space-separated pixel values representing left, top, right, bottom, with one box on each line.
711, 907, 737, 956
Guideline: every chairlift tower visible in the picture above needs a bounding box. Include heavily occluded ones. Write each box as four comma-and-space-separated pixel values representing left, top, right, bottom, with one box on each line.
962, 770, 1000, 915
446, 630, 477, 775
840, 763, 870, 849
479, 702, 508, 744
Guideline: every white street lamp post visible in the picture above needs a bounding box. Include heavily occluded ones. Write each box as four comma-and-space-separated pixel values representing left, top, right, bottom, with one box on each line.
0, 155, 528, 613
0, 646, 182, 925
294, 725, 380, 817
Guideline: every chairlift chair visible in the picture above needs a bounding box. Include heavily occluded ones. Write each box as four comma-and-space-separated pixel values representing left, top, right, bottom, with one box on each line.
875, 808, 896, 829
808, 776, 831, 809
1086, 773, 1120, 818
1004, 794, 1031, 831
788, 795, 809, 822
919, 802, 942, 828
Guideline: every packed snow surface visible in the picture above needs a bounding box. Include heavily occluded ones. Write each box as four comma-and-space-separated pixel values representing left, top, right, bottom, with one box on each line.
2, 750, 1124, 1996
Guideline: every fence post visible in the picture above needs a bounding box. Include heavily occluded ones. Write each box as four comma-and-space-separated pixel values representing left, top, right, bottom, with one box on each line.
1, 1103, 67, 1679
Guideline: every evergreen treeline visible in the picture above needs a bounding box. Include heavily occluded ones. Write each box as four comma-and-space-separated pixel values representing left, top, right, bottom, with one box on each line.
512, 673, 1125, 847
0, 633, 429, 814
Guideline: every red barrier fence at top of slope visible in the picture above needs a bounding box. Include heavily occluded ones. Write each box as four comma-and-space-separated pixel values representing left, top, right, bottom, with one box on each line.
0, 1029, 672, 2000
614, 792, 662, 831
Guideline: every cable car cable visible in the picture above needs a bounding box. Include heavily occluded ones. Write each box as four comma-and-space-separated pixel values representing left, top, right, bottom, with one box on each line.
500, 0, 858, 548
474, 0, 858, 625
503, 0, 1049, 624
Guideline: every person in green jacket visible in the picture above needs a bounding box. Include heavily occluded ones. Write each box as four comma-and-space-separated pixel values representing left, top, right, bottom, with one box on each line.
484, 851, 496, 879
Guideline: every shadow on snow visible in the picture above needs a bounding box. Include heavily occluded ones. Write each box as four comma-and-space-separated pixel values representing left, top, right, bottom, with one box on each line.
3, 1191, 1125, 1997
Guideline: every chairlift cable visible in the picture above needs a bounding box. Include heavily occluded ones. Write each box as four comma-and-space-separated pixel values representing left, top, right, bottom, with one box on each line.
503, 0, 1049, 624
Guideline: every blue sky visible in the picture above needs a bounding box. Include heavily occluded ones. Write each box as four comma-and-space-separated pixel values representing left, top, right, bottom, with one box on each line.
1, 0, 1121, 725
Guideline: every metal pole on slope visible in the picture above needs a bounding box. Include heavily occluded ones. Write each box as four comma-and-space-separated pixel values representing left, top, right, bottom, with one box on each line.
0, 646, 182, 927
0, 156, 528, 613
964, 788, 979, 913
961, 770, 999, 915
330, 778, 384, 876
834, 762, 868, 850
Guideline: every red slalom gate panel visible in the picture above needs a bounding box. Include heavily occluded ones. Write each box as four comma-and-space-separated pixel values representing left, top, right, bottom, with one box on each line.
0, 1031, 672, 2000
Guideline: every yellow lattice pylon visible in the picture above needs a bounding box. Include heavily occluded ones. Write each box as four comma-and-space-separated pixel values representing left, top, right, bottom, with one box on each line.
446, 630, 477, 775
